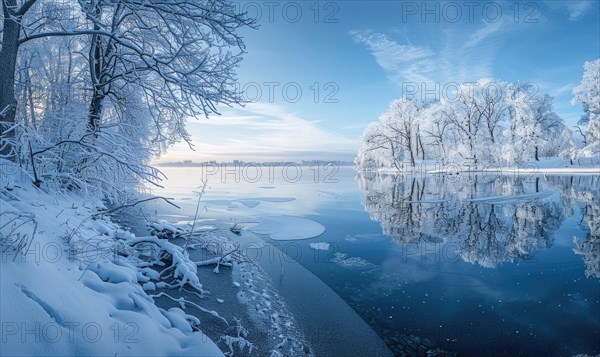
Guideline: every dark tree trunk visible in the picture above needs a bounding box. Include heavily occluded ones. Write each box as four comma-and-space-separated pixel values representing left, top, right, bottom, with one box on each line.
0, 0, 21, 160
534, 146, 539, 161
418, 134, 425, 160
87, 5, 105, 133
87, 89, 104, 132
406, 135, 415, 167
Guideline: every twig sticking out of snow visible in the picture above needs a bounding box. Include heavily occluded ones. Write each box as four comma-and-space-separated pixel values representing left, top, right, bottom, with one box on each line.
217, 316, 255, 356
0, 211, 37, 261
185, 180, 208, 250
220, 335, 254, 356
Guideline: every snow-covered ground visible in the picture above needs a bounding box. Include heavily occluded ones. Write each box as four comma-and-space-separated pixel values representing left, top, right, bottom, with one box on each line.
0, 164, 254, 356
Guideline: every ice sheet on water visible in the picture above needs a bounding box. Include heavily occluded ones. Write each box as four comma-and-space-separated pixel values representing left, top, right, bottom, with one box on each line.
331, 252, 377, 270
253, 197, 295, 202
344, 233, 386, 243
309, 242, 330, 250
236, 199, 261, 208
315, 190, 340, 199
235, 197, 296, 208
248, 215, 325, 241
233, 262, 312, 355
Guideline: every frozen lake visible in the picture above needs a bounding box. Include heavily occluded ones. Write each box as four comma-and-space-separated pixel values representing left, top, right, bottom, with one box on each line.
149, 165, 600, 356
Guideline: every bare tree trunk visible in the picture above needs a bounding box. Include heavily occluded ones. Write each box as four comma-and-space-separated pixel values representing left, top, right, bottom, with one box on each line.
418, 134, 425, 160
87, 7, 105, 133
88, 89, 104, 132
0, 0, 21, 160
534, 146, 539, 161
406, 133, 415, 167
409, 145, 415, 166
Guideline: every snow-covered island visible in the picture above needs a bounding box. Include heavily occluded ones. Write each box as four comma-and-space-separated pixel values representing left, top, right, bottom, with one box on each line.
356, 60, 600, 174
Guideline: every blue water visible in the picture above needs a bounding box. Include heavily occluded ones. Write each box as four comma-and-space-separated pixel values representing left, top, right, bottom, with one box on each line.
154, 166, 600, 356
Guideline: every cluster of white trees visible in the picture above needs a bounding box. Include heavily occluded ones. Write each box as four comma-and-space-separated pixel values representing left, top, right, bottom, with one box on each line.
357, 59, 600, 169
0, 0, 254, 201
572, 59, 600, 159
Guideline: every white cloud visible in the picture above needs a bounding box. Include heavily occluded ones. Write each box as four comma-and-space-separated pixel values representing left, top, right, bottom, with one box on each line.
567, 1, 593, 21
349, 23, 506, 88
462, 20, 505, 49
155, 103, 358, 163
349, 30, 433, 73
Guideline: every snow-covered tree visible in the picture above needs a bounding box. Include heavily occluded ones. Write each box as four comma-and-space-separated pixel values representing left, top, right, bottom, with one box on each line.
572, 58, 600, 159
1, 0, 254, 201
80, 0, 254, 141
356, 78, 573, 170
507, 90, 564, 163
356, 122, 397, 169
379, 98, 422, 167
421, 101, 458, 163
439, 79, 510, 165
558, 127, 578, 164
356, 98, 422, 170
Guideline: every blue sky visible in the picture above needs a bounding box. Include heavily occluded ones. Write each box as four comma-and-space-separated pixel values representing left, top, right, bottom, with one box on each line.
159, 0, 600, 163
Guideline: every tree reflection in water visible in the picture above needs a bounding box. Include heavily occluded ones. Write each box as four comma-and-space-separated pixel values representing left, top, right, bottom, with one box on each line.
358, 172, 599, 276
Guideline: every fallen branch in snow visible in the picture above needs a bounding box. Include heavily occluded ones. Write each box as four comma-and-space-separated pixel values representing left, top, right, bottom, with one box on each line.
126, 235, 206, 294
195, 248, 237, 274
93, 196, 180, 218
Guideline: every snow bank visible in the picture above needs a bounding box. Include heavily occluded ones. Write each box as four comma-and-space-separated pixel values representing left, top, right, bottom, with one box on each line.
248, 215, 325, 241
0, 168, 224, 356
368, 158, 600, 176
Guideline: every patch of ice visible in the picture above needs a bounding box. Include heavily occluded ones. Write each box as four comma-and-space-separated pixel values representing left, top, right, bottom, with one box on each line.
331, 252, 377, 270
248, 215, 325, 241
316, 190, 340, 199
234, 197, 295, 208
236, 199, 262, 208
309, 242, 330, 250
252, 197, 295, 203
344, 233, 385, 243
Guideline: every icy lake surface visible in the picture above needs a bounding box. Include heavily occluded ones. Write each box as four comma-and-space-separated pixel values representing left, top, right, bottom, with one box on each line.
151, 165, 600, 356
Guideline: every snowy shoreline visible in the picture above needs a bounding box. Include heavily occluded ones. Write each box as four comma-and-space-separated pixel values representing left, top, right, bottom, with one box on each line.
1, 172, 225, 356
356, 157, 600, 176
1, 163, 392, 356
